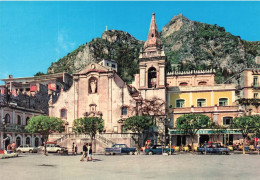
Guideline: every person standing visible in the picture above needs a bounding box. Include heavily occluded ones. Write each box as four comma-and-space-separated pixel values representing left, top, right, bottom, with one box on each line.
75, 145, 78, 155
87, 143, 93, 162
7, 143, 12, 153
72, 142, 75, 155
11, 142, 16, 153
80, 143, 87, 161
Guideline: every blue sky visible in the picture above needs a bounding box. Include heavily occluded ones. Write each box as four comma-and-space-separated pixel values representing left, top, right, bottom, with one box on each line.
0, 1, 260, 83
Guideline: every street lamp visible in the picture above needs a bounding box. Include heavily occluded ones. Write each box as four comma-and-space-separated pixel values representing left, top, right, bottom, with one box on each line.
2, 118, 6, 151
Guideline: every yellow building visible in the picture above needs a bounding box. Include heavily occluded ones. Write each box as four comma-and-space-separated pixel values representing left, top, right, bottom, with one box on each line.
167, 70, 243, 146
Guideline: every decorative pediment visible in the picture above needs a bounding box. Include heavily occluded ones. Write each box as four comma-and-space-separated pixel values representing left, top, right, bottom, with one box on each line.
75, 62, 110, 75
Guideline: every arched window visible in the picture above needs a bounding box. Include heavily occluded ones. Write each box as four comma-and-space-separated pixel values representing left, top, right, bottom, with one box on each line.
148, 67, 157, 88
4, 114, 10, 124
197, 99, 206, 107
198, 81, 207, 85
179, 82, 188, 86
17, 115, 21, 125
223, 117, 233, 125
26, 137, 30, 145
176, 99, 185, 108
219, 98, 228, 106
89, 77, 98, 94
26, 117, 30, 125
35, 138, 39, 147
60, 109, 67, 119
16, 137, 21, 147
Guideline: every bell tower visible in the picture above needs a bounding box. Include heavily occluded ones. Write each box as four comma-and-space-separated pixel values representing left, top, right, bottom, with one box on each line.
138, 13, 166, 90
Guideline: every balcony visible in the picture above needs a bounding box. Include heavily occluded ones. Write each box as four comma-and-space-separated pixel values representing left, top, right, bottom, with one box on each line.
252, 83, 260, 89
0, 124, 27, 133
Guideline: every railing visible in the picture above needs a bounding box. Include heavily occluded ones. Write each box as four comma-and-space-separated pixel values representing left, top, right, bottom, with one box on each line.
54, 134, 91, 143
53, 133, 137, 145
99, 133, 138, 138
0, 124, 26, 132
96, 134, 116, 146
252, 83, 260, 89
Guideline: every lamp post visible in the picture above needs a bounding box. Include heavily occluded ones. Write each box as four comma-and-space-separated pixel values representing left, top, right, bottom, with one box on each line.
2, 118, 6, 151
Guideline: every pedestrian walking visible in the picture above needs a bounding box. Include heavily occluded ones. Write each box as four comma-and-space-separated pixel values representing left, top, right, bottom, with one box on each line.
87, 143, 93, 162
80, 143, 88, 161
75, 145, 78, 155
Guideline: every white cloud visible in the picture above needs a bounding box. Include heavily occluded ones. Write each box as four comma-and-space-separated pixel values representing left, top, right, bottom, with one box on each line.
56, 30, 76, 57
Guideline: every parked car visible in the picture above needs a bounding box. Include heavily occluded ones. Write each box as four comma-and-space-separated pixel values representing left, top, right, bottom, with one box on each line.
16, 145, 38, 153
39, 144, 68, 153
145, 145, 175, 155
197, 143, 230, 155
105, 144, 136, 155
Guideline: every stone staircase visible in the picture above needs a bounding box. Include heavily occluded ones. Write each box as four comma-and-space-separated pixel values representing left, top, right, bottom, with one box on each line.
49, 133, 136, 153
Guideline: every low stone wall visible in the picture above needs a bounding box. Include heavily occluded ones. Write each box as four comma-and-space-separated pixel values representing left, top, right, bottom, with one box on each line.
0, 153, 18, 159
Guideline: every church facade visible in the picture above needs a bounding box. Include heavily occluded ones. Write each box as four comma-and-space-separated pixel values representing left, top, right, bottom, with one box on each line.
49, 13, 168, 135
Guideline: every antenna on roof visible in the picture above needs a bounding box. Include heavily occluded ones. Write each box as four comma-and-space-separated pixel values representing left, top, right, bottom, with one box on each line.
105, 26, 107, 31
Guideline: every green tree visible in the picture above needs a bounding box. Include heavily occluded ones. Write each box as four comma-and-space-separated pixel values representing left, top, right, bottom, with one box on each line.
232, 115, 260, 154
34, 72, 45, 76
25, 115, 65, 155
123, 116, 153, 154
209, 123, 227, 143
73, 117, 104, 145
176, 114, 211, 151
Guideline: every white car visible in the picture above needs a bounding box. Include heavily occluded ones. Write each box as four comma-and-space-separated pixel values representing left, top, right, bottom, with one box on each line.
16, 145, 38, 153
39, 144, 67, 153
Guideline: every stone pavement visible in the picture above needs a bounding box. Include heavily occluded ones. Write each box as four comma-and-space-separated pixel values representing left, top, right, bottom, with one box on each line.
1, 153, 260, 180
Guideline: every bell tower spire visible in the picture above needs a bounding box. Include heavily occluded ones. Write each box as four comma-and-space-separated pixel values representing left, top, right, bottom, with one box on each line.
144, 12, 162, 52
137, 13, 166, 91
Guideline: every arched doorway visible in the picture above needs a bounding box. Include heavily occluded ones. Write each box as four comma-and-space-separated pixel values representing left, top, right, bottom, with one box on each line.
148, 67, 157, 88
26, 137, 30, 145
4, 114, 10, 124
16, 137, 21, 147
35, 138, 39, 147
26, 117, 30, 125
17, 115, 21, 125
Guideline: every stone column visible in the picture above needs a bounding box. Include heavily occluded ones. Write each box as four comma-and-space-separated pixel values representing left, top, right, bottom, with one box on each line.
12, 109, 15, 124
22, 133, 25, 145
1, 132, 3, 150
12, 132, 15, 143
73, 77, 79, 120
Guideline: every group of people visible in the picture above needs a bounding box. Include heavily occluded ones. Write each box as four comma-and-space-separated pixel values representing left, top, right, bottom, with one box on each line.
6, 142, 16, 152
80, 143, 93, 162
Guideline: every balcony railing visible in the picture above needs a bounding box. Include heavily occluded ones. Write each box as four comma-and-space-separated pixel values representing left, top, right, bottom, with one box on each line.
0, 124, 26, 133
252, 83, 260, 89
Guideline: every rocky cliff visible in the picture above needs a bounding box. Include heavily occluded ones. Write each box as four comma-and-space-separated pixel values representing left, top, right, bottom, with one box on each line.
47, 30, 143, 83
47, 14, 260, 83
161, 14, 260, 83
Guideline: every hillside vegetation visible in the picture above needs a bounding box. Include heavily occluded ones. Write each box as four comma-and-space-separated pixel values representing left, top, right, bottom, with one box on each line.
47, 14, 260, 84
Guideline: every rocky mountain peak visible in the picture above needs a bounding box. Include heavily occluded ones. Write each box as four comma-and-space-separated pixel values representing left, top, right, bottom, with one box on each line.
101, 30, 138, 44
162, 14, 193, 38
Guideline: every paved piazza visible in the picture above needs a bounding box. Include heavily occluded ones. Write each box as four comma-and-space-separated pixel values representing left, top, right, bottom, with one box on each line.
1, 153, 260, 180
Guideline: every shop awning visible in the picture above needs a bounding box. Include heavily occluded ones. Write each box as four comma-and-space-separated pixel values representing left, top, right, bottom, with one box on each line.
169, 129, 242, 135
